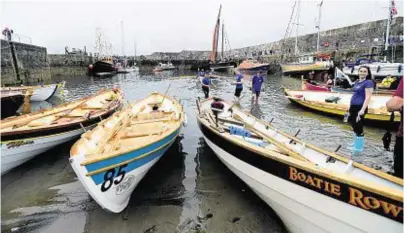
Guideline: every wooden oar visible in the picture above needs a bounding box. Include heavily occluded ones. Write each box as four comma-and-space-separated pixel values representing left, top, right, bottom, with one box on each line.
3, 98, 88, 130
9, 90, 108, 129
103, 104, 134, 153
232, 114, 308, 162
228, 95, 246, 111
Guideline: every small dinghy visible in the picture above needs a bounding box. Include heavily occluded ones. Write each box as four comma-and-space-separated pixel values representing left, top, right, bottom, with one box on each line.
196, 97, 402, 233
1, 82, 60, 102
70, 92, 185, 213
284, 89, 401, 123
1, 88, 123, 175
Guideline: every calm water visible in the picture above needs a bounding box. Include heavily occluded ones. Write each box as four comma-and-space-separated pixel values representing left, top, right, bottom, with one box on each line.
1, 70, 395, 233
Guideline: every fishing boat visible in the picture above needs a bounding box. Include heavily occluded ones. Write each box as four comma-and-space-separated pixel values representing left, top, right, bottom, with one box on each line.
237, 58, 270, 73
153, 62, 177, 72
91, 57, 117, 76
1, 83, 59, 102
1, 91, 26, 119
281, 1, 331, 76
208, 5, 236, 72
90, 28, 118, 76
1, 89, 123, 175
284, 89, 401, 123
281, 54, 331, 76
195, 97, 403, 233
70, 92, 185, 213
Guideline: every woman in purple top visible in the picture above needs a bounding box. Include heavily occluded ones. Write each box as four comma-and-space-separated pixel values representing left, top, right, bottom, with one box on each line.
251, 70, 264, 104
348, 66, 374, 155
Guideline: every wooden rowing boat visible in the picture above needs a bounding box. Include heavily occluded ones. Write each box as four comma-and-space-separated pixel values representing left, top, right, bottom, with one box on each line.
1, 82, 61, 102
302, 79, 395, 95
195, 97, 402, 233
1, 88, 123, 175
70, 92, 185, 213
284, 89, 400, 123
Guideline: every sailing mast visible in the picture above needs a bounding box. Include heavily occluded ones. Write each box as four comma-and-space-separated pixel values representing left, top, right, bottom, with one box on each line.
221, 23, 224, 60
294, 0, 301, 56
384, 0, 397, 62
316, 1, 323, 52
210, 5, 222, 62
121, 20, 125, 57
134, 40, 137, 63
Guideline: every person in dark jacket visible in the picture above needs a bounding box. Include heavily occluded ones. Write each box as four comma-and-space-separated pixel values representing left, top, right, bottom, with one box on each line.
386, 78, 403, 178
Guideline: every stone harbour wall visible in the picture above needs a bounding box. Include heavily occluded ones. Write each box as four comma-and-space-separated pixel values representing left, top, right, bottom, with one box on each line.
1, 39, 51, 85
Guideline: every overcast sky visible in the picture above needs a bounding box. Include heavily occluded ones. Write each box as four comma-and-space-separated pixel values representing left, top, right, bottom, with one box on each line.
1, 0, 402, 55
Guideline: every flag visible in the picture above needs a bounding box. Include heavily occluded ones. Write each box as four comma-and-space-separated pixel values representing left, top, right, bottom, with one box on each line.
391, 0, 398, 15
319, 0, 323, 7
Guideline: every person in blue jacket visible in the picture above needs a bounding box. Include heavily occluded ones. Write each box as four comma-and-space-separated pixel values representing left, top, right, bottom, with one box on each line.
347, 66, 374, 155
201, 73, 212, 99
251, 70, 264, 104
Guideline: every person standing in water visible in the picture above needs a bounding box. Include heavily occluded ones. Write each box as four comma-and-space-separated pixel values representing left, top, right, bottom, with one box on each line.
251, 70, 264, 104
233, 70, 243, 102
347, 66, 374, 155
201, 73, 214, 99
386, 78, 403, 178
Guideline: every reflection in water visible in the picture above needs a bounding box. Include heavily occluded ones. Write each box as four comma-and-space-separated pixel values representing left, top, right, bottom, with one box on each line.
250, 103, 263, 119
127, 136, 186, 207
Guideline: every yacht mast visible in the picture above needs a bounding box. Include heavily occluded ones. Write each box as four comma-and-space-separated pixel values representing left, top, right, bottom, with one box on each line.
316, 1, 323, 52
384, 0, 395, 62
221, 23, 224, 60
294, 0, 301, 56
121, 20, 125, 57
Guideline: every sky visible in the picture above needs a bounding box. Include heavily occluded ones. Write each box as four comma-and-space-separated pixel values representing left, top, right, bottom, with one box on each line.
1, 0, 403, 55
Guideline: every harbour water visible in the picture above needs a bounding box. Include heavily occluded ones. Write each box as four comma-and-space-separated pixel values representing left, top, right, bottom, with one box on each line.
1, 71, 395, 233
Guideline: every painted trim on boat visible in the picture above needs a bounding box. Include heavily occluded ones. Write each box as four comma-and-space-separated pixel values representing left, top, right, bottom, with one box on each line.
198, 97, 403, 187
196, 113, 402, 223
284, 89, 401, 122
85, 136, 177, 177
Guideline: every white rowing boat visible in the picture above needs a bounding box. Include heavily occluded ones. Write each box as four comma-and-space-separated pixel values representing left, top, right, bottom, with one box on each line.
70, 92, 185, 213
196, 97, 403, 233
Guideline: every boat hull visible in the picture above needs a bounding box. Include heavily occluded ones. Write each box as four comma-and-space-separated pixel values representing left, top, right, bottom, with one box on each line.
70, 129, 180, 213
238, 64, 270, 73
92, 61, 117, 75
343, 63, 403, 79
197, 119, 402, 233
31, 84, 58, 101
1, 124, 95, 175
1, 94, 24, 119
281, 62, 330, 76
303, 82, 329, 92
210, 61, 236, 72
284, 89, 401, 123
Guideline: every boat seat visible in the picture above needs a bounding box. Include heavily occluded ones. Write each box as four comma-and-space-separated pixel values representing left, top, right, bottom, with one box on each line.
136, 111, 175, 121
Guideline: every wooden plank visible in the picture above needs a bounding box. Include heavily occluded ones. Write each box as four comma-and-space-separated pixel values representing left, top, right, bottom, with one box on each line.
129, 117, 173, 125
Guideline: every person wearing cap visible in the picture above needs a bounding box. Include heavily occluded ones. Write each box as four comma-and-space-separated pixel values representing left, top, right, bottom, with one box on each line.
251, 70, 264, 104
